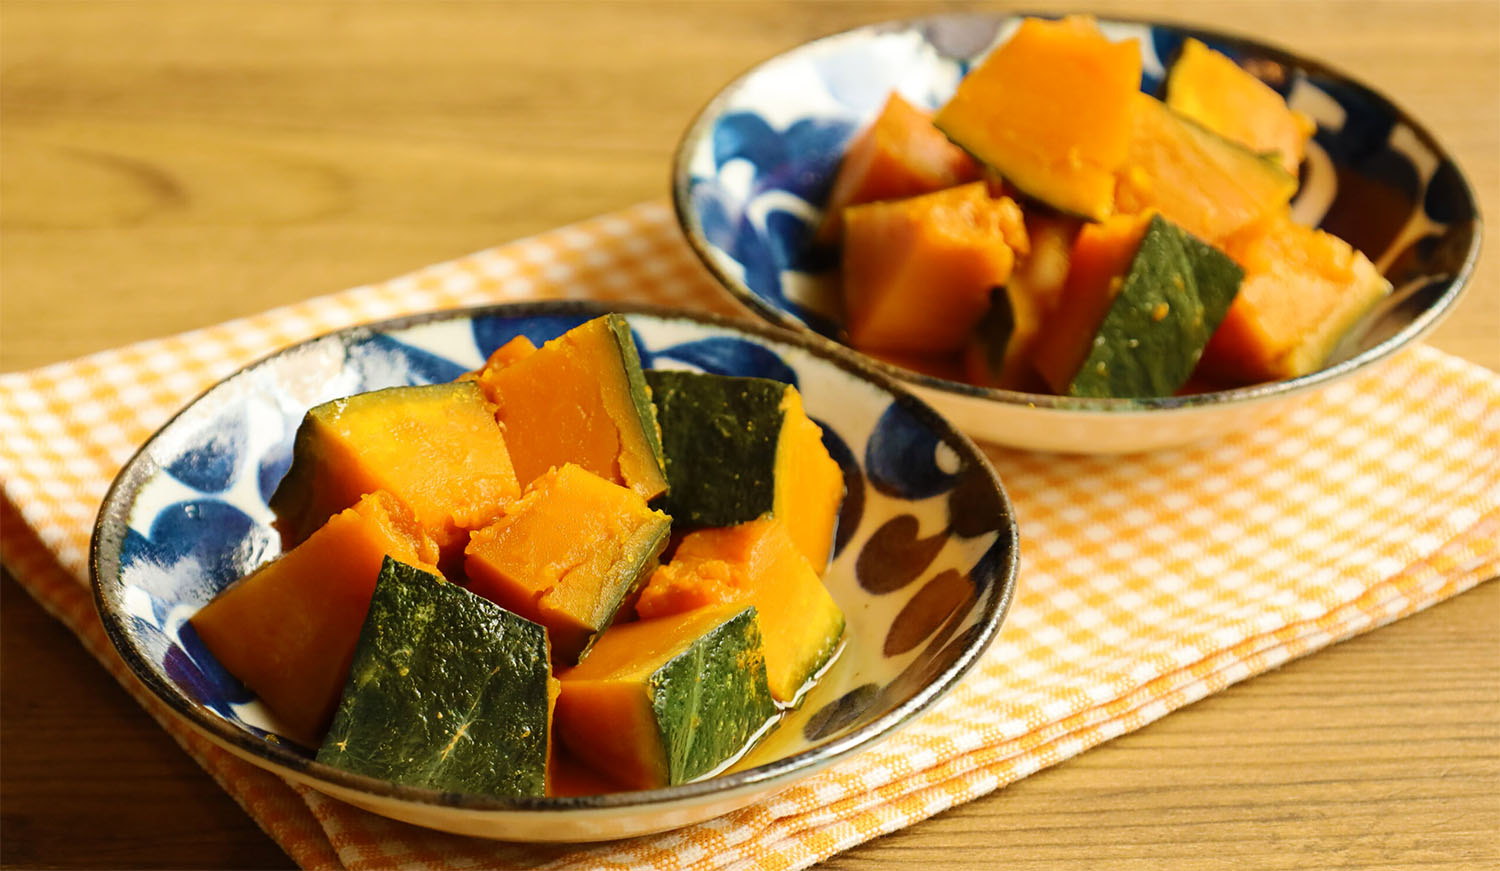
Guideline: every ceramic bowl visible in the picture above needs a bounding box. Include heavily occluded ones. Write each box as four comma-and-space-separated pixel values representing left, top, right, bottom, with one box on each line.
90, 301, 1018, 842
671, 13, 1482, 453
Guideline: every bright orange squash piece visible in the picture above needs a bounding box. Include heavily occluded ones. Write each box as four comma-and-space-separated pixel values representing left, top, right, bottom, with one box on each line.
934, 15, 1142, 220
1114, 93, 1298, 243
842, 182, 1028, 354
816, 93, 980, 243
471, 315, 668, 502
464, 463, 671, 664
1166, 39, 1316, 176
461, 336, 538, 385
190, 491, 442, 745
268, 381, 520, 566
1031, 212, 1153, 393
1198, 213, 1391, 382
636, 518, 845, 703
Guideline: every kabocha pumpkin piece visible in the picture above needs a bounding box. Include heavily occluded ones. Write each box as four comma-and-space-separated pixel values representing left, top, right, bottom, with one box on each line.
963, 214, 1081, 390
1032, 212, 1155, 394
1114, 93, 1298, 243
645, 370, 843, 572
317, 558, 553, 798
816, 93, 981, 243
269, 381, 520, 565
471, 314, 668, 502
553, 605, 776, 790
464, 463, 672, 664
636, 518, 845, 704
1166, 39, 1316, 176
1199, 213, 1391, 383
842, 182, 1028, 354
460, 335, 538, 385
1062, 214, 1242, 397
934, 15, 1142, 220
191, 491, 441, 745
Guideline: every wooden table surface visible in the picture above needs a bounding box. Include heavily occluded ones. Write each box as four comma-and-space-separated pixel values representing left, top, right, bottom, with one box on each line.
2, 1, 1496, 868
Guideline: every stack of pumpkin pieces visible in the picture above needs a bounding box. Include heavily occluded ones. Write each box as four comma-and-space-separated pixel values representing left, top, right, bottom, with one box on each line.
190, 314, 848, 798
829, 15, 1390, 398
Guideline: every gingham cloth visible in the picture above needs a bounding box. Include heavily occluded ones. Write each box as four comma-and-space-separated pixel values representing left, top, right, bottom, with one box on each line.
2, 201, 1496, 871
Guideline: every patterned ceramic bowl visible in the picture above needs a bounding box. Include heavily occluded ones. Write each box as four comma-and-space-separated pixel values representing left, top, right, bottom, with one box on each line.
671, 13, 1482, 453
90, 301, 1018, 841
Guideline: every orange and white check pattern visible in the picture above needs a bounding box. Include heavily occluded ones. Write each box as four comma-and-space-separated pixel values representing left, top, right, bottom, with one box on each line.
2, 201, 1496, 871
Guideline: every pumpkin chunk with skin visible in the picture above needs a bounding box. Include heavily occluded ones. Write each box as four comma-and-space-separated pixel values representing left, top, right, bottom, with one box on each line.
636, 518, 845, 704
934, 15, 1142, 220
645, 370, 844, 572
842, 182, 1029, 354
464, 463, 671, 665
1166, 38, 1316, 176
317, 557, 553, 798
191, 491, 441, 746
268, 381, 520, 566
471, 315, 668, 501
554, 606, 777, 790
816, 93, 981, 243
1199, 213, 1391, 383
1114, 92, 1298, 243
1033, 214, 1244, 398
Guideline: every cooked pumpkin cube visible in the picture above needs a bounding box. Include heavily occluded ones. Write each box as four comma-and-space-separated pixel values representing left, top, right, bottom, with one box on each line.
816, 93, 980, 243
934, 15, 1142, 220
554, 605, 776, 790
268, 381, 520, 565
1199, 213, 1391, 383
1114, 93, 1298, 243
464, 463, 671, 664
1166, 38, 1316, 177
1032, 213, 1243, 398
190, 491, 441, 745
645, 371, 844, 572
636, 518, 845, 704
469, 314, 668, 501
842, 182, 1029, 354
317, 557, 553, 798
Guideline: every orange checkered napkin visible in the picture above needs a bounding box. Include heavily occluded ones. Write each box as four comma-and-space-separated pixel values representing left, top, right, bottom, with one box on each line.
2, 201, 1496, 870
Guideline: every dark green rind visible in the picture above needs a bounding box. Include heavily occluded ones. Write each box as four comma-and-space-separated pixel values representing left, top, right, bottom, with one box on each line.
647, 607, 778, 785
570, 511, 673, 665
644, 370, 786, 528
970, 286, 1017, 382
603, 314, 668, 480
1067, 215, 1243, 398
316, 557, 551, 798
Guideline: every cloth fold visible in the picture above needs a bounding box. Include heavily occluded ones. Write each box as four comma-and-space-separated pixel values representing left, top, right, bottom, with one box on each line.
2, 200, 1496, 871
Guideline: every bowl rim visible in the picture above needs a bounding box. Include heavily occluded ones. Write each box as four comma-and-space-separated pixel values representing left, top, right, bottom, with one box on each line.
669, 10, 1484, 415
90, 298, 1020, 815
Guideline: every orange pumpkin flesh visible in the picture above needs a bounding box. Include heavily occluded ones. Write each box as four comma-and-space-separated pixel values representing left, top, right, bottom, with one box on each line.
771, 387, 845, 572
1198, 213, 1391, 382
461, 335, 538, 386
1031, 212, 1153, 394
464, 463, 670, 664
1114, 92, 1297, 243
473, 316, 667, 501
268, 381, 520, 567
934, 15, 1142, 220
636, 519, 844, 702
842, 182, 1028, 354
190, 491, 442, 745
817, 93, 980, 243
553, 605, 747, 790
1166, 39, 1315, 176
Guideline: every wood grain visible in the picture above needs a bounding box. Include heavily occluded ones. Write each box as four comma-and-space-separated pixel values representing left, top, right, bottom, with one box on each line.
2, 1, 1496, 868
